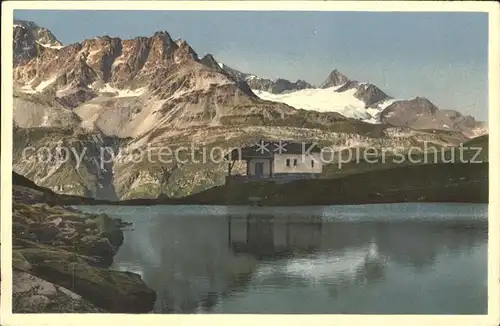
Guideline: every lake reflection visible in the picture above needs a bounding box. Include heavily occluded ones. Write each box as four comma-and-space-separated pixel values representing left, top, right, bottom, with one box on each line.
77, 204, 487, 314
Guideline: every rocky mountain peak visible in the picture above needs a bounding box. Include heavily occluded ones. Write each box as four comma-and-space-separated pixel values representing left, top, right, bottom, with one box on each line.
173, 39, 199, 63
14, 19, 62, 47
265, 78, 313, 93
412, 97, 439, 114
200, 53, 223, 71
149, 30, 177, 58
320, 69, 350, 88
355, 83, 391, 108
152, 30, 173, 39
380, 96, 447, 130
13, 20, 63, 66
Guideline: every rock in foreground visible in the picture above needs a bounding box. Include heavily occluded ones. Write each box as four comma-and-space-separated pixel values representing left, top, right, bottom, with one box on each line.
13, 270, 105, 313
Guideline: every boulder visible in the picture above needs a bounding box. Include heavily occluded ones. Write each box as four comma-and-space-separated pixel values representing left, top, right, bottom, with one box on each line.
32, 223, 60, 244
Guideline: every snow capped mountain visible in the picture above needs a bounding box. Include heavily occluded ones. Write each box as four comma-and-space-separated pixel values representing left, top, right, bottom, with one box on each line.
218, 63, 394, 123
253, 85, 398, 124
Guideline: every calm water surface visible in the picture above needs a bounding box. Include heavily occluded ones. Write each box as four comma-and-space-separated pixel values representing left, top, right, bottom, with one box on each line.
77, 203, 488, 314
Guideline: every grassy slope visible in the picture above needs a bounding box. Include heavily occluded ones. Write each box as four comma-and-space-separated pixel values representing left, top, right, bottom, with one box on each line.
178, 162, 488, 206
179, 135, 489, 206
322, 135, 488, 178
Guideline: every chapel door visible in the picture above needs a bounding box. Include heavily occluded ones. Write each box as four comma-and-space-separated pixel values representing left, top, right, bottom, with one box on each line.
254, 162, 264, 176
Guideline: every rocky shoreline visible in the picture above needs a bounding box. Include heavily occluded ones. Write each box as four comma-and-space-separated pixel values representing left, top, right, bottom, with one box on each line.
10, 184, 156, 313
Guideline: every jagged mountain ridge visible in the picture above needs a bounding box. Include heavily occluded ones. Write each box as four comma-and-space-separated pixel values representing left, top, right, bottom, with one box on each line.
12, 20, 485, 200
15, 27, 367, 139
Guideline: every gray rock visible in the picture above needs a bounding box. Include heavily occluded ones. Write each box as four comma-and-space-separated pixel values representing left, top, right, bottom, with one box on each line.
17, 294, 52, 311
33, 224, 60, 244
12, 271, 105, 313
13, 272, 57, 296
219, 63, 313, 94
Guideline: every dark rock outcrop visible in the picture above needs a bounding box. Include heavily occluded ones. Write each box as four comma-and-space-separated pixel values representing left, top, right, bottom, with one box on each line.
320, 69, 350, 88
381, 97, 441, 127
355, 84, 390, 107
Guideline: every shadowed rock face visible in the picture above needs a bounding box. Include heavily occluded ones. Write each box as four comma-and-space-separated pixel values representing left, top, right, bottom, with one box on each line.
379, 97, 489, 137
335, 80, 360, 92
355, 84, 390, 108
382, 97, 439, 120
200, 53, 225, 71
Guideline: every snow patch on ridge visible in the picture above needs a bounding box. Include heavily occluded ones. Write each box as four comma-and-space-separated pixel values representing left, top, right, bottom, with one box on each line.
36, 41, 64, 50
35, 76, 58, 91
19, 76, 58, 93
93, 83, 147, 98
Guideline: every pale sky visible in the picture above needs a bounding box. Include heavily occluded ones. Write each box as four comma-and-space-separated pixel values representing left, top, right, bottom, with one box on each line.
14, 10, 489, 120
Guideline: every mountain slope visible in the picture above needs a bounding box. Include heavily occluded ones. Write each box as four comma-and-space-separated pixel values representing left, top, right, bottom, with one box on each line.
179, 162, 489, 206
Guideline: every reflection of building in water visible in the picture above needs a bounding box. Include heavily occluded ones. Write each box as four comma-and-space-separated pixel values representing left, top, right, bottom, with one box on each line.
228, 215, 323, 258
113, 209, 487, 314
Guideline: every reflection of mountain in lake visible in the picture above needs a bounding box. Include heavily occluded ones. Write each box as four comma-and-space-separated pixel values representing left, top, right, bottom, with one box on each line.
105, 205, 487, 313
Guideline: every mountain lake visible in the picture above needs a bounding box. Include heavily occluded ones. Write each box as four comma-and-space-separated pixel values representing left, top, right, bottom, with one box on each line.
76, 203, 488, 314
